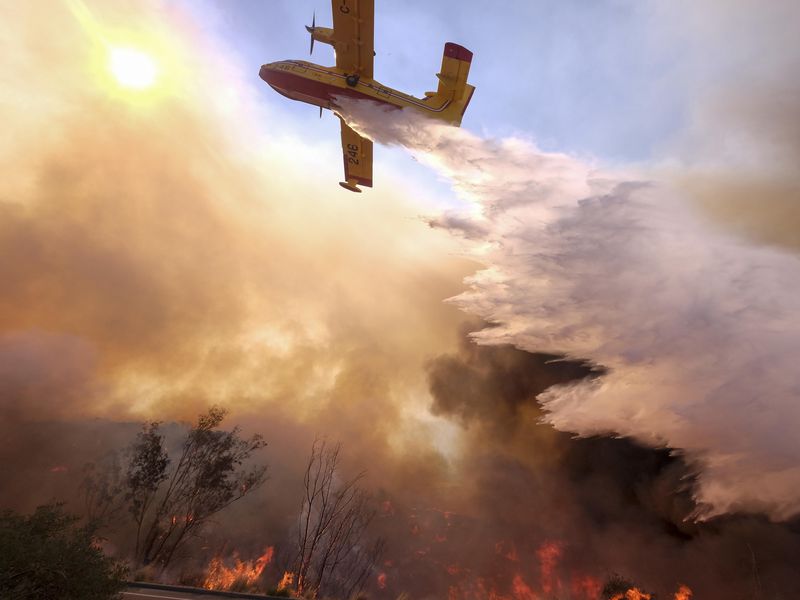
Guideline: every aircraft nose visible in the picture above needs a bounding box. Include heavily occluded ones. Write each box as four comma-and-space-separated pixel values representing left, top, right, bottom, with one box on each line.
259, 63, 274, 83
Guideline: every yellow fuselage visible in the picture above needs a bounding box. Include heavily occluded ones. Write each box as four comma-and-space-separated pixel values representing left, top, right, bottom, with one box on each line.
259, 60, 458, 122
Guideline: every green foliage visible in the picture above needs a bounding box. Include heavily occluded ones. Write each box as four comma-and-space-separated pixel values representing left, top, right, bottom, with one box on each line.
78, 406, 269, 573
126, 422, 170, 522
0, 503, 127, 600
133, 406, 269, 569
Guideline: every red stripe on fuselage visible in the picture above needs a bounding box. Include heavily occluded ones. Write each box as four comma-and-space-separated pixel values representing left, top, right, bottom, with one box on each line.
260, 66, 396, 111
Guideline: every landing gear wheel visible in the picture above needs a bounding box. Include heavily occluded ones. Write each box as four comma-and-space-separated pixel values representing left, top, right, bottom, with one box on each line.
346, 74, 360, 87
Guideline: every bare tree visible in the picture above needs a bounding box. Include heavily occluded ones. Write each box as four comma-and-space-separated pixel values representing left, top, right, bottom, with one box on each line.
292, 439, 384, 599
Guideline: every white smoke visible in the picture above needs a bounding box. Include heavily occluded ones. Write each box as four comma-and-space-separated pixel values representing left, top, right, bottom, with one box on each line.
337, 98, 800, 521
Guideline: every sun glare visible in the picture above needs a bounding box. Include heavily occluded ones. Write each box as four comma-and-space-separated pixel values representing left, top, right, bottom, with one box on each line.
109, 47, 158, 89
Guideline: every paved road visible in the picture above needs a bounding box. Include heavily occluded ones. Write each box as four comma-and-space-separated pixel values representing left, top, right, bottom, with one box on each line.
123, 584, 285, 600
124, 588, 213, 600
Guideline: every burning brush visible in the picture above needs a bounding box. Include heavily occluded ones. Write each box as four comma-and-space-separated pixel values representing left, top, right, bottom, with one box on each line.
201, 546, 274, 593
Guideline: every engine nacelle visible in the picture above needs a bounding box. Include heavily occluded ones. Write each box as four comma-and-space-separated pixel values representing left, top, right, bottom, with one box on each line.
306, 26, 336, 48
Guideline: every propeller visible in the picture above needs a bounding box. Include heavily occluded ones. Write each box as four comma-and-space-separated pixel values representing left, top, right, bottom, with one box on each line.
319, 106, 323, 119
305, 11, 316, 55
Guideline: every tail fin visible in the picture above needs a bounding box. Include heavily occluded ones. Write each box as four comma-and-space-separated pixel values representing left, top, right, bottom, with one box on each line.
427, 42, 475, 126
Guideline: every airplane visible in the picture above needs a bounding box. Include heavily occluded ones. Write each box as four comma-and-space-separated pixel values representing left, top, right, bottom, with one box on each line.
259, 0, 475, 193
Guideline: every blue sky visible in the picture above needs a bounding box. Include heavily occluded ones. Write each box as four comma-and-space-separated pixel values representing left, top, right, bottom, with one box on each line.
186, 0, 688, 164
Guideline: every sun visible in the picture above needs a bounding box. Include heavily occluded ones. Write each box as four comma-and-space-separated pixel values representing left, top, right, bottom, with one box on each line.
108, 47, 159, 90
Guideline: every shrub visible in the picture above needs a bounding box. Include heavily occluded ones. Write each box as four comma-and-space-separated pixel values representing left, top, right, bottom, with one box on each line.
0, 504, 127, 600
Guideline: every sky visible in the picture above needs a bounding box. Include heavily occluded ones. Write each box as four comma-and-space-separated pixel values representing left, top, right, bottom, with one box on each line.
2, 0, 800, 598
193, 0, 687, 159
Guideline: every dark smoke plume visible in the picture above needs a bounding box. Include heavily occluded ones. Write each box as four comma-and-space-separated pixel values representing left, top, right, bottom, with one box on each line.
412, 331, 800, 599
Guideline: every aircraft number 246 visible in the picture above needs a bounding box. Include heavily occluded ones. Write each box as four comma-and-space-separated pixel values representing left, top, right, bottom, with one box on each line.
347, 143, 360, 164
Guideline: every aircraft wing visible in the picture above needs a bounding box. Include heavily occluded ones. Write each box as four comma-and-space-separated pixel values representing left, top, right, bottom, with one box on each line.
331, 0, 374, 79
339, 118, 373, 192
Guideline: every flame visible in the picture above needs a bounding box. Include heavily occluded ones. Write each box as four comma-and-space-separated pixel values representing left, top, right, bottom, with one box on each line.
377, 572, 388, 589
674, 585, 693, 600
536, 541, 562, 595
170, 513, 195, 526
381, 499, 396, 515
277, 570, 294, 591
511, 574, 538, 600
571, 575, 601, 600
414, 536, 606, 600
201, 546, 274, 592
609, 584, 689, 600
495, 541, 519, 562
611, 589, 652, 600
